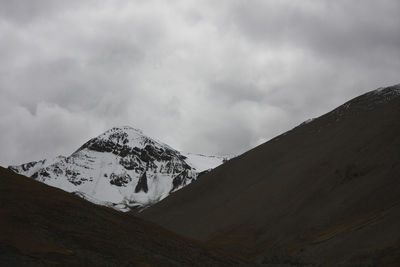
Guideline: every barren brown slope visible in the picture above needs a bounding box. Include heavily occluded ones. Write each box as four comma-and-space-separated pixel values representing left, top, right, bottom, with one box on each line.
0, 167, 247, 266
141, 85, 400, 265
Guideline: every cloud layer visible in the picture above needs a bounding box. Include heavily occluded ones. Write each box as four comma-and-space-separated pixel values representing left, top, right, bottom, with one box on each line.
0, 0, 399, 165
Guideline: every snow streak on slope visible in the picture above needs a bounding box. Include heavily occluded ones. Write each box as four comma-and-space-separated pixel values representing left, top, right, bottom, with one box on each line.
182, 153, 228, 172
9, 126, 226, 212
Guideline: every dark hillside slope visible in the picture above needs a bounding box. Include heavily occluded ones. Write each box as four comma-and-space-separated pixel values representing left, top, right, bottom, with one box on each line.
0, 167, 245, 266
141, 85, 400, 265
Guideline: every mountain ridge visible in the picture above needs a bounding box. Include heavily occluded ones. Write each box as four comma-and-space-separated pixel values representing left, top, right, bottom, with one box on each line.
0, 166, 246, 266
141, 84, 400, 265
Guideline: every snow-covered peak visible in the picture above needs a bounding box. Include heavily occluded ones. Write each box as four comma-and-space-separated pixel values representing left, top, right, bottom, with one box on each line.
101, 126, 144, 139
76, 125, 175, 155
9, 126, 226, 212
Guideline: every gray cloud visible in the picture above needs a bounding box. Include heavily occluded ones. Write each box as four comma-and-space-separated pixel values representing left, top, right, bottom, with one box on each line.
0, 0, 399, 166
0, 0, 85, 24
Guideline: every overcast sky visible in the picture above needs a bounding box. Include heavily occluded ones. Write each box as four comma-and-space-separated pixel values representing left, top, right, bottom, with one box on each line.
0, 0, 399, 166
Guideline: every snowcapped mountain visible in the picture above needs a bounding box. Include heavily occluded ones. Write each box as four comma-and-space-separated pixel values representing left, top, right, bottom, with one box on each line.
9, 126, 227, 212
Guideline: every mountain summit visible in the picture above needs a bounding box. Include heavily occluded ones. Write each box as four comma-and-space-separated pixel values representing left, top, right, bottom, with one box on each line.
9, 126, 227, 212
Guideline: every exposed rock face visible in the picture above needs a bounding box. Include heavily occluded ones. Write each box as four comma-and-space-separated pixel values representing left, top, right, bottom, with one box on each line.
135, 171, 148, 193
9, 126, 226, 212
171, 169, 192, 193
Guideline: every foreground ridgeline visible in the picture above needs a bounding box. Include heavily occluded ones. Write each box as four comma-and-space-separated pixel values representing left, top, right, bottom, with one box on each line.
9, 126, 227, 212
141, 85, 400, 265
0, 167, 245, 266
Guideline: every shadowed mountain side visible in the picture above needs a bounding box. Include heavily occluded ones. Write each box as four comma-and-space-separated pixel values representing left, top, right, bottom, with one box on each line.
0, 167, 247, 266
141, 85, 400, 265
